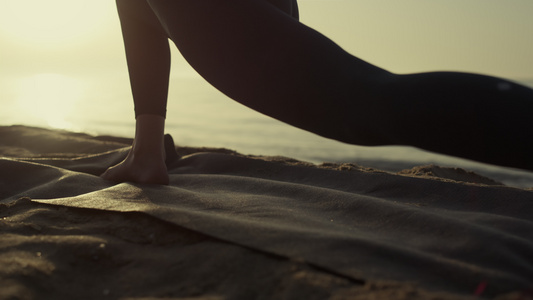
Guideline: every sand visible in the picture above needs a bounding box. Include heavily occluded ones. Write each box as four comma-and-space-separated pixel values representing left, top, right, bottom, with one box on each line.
1, 125, 532, 300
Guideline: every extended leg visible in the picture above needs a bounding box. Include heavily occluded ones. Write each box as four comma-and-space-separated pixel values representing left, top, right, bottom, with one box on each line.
383, 72, 533, 170
147, 0, 533, 170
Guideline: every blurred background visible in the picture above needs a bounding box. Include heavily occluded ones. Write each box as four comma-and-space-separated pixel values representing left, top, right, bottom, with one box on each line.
1, 0, 533, 185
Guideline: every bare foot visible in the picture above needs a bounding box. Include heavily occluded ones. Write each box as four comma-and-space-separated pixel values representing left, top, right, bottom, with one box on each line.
100, 114, 170, 185
100, 151, 169, 185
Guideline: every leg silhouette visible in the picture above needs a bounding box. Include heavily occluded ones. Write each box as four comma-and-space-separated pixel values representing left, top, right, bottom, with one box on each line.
147, 0, 533, 170
104, 0, 533, 185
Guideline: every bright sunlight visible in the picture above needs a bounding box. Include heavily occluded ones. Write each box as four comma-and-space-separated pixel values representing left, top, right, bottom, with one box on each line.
0, 0, 112, 47
16, 73, 85, 130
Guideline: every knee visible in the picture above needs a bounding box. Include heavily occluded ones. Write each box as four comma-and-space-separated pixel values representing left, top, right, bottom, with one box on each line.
339, 72, 403, 146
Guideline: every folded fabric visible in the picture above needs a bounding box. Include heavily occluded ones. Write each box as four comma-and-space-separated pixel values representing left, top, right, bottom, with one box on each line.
1, 141, 532, 297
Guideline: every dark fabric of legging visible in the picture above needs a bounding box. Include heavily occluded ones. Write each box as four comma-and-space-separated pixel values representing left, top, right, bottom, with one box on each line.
116, 0, 171, 117
116, 0, 299, 117
116, 0, 533, 171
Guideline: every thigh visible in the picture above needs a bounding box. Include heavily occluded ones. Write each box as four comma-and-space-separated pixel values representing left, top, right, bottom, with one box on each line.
146, 0, 390, 143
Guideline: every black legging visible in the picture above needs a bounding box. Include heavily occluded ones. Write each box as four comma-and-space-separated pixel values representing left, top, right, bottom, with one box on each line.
116, 0, 533, 171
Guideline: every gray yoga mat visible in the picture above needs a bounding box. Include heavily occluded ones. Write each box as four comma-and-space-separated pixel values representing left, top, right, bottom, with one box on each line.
2, 149, 532, 297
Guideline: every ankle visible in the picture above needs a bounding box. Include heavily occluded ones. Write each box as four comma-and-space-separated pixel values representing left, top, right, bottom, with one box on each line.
131, 114, 166, 157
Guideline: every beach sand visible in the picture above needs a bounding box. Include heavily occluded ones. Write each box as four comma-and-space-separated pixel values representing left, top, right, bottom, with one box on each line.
1, 125, 532, 300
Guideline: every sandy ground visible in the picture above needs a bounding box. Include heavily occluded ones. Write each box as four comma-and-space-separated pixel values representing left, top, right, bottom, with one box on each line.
1, 125, 531, 300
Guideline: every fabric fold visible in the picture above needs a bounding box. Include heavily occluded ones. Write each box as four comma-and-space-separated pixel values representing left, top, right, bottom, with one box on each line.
1, 148, 529, 297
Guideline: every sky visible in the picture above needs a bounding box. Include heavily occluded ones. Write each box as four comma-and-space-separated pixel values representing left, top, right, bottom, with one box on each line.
1, 0, 532, 80
0, 0, 532, 134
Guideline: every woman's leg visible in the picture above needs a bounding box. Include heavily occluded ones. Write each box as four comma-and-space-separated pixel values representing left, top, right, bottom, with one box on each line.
148, 0, 390, 142
101, 0, 171, 184
116, 0, 170, 117
102, 0, 300, 184
381, 72, 533, 170
147, 0, 533, 170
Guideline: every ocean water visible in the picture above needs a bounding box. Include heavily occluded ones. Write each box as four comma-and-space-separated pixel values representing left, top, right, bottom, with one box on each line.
1, 73, 533, 187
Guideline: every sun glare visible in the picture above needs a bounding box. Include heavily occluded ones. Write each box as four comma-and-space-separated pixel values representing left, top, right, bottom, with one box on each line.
0, 0, 112, 46
16, 74, 85, 130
